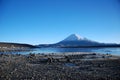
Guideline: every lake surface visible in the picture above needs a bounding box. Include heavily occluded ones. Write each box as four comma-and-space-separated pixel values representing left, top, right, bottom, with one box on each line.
30, 47, 120, 55
1, 47, 120, 55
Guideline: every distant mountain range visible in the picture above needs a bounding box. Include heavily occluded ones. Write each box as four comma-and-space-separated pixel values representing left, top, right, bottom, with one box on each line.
0, 42, 36, 48
38, 34, 120, 48
0, 34, 120, 49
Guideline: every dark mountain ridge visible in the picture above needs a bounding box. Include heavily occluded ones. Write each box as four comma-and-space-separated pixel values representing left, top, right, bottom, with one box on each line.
38, 34, 120, 48
0, 42, 36, 48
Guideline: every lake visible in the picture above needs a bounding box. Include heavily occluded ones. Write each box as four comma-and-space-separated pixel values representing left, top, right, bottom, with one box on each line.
1, 47, 120, 56
30, 47, 120, 55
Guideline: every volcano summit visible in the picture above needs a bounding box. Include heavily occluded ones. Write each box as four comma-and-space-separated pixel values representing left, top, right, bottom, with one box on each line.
38, 34, 120, 48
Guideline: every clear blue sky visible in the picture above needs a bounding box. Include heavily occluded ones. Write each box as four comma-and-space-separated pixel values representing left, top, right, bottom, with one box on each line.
0, 0, 120, 44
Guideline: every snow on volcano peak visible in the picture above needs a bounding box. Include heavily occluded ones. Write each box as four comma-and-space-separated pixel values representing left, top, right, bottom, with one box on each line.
63, 34, 85, 41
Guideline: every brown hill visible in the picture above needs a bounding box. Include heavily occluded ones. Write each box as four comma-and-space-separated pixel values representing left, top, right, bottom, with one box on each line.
0, 42, 35, 48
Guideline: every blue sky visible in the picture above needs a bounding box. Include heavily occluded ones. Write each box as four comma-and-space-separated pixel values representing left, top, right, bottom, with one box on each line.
0, 0, 120, 44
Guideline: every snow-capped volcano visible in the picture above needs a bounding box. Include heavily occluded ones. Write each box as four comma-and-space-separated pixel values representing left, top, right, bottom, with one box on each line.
38, 34, 120, 48
63, 34, 86, 41
55, 34, 101, 47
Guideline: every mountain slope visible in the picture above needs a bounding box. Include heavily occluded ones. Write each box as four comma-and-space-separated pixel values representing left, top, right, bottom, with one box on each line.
38, 34, 120, 48
63, 34, 85, 41
55, 34, 101, 47
0, 42, 37, 48
54, 34, 120, 47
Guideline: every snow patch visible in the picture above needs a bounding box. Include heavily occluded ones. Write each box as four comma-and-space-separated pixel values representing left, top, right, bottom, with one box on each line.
63, 34, 86, 41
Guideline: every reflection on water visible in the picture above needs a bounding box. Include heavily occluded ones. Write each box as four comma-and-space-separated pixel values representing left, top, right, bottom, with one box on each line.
31, 47, 120, 55
33, 48, 94, 53
0, 47, 120, 55
65, 63, 76, 67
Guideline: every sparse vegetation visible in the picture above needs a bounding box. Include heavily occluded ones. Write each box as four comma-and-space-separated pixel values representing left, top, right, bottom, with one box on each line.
0, 53, 120, 80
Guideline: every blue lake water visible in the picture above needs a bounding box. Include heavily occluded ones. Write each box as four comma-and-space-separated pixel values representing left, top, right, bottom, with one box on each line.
1, 47, 120, 55
30, 47, 120, 55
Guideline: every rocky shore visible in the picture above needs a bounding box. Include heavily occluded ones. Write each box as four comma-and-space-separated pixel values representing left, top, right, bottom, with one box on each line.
0, 52, 120, 80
